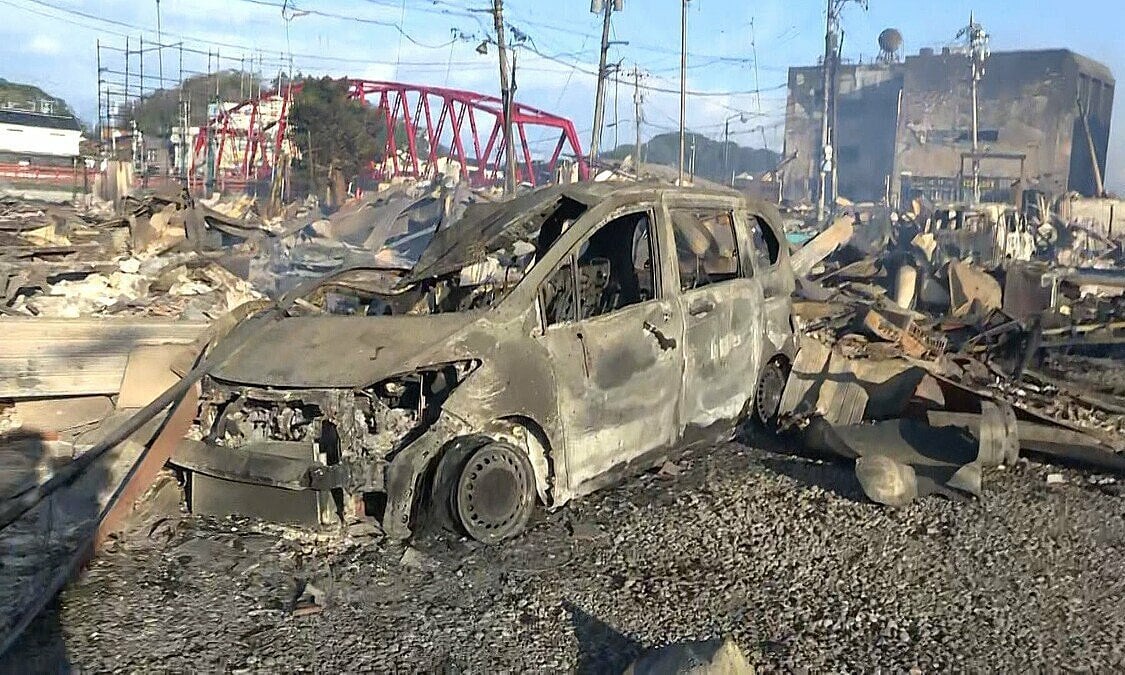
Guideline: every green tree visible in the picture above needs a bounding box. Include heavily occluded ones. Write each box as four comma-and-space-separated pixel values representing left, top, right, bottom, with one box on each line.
289, 76, 423, 199
289, 76, 385, 199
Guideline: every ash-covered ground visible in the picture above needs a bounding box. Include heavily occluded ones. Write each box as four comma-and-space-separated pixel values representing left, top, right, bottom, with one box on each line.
7, 434, 1125, 672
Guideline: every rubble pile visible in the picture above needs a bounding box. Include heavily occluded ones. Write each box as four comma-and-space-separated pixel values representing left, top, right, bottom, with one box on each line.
2, 180, 480, 319
780, 197, 1125, 505
2, 194, 260, 320
0, 178, 481, 655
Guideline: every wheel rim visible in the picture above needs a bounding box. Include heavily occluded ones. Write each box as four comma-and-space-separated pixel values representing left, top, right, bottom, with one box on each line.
755, 363, 786, 425
455, 445, 531, 541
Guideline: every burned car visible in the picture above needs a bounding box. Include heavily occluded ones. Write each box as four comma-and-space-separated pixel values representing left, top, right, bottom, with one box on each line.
172, 183, 796, 542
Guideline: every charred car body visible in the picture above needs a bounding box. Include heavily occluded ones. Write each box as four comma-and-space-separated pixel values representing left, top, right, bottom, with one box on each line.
172, 183, 796, 542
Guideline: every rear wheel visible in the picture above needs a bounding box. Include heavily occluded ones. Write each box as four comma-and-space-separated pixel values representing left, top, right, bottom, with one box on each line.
753, 358, 788, 430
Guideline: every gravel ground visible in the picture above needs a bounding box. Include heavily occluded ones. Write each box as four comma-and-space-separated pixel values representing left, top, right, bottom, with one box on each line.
6, 432, 1125, 672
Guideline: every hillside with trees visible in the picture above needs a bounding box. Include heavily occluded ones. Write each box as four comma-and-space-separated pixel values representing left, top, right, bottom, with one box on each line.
122, 70, 263, 136
605, 131, 779, 185
0, 78, 78, 120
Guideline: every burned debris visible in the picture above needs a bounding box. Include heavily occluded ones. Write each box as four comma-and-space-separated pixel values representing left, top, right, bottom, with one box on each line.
0, 2, 1123, 669
778, 192, 1125, 506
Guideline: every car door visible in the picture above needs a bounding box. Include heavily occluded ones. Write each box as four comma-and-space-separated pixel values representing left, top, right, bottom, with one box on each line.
534, 205, 685, 493
669, 198, 765, 431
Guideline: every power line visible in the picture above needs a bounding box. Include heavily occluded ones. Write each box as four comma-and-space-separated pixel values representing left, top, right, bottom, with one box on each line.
502, 6, 781, 65
9, 0, 459, 68
521, 41, 787, 98
11, 0, 790, 105
235, 0, 460, 49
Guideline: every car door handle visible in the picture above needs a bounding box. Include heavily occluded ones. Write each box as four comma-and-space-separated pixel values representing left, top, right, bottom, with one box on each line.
642, 321, 677, 350
688, 299, 715, 317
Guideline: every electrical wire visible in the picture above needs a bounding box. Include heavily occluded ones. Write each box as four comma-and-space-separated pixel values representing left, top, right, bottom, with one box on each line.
8, 0, 459, 68
12, 0, 792, 138
521, 41, 787, 98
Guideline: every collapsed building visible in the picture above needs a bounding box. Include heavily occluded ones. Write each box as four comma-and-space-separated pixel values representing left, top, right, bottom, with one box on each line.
781, 43, 1115, 205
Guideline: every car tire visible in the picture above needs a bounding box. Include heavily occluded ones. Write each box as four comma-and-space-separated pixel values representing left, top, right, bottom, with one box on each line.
430, 443, 475, 534
449, 441, 535, 544
752, 358, 789, 430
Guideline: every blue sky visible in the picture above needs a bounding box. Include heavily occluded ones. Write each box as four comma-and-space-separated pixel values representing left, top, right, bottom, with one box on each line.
2, 0, 1122, 190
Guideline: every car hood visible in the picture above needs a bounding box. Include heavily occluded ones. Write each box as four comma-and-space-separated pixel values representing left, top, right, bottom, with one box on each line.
208, 312, 475, 388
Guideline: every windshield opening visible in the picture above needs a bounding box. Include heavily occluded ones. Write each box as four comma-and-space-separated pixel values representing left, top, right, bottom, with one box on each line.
287, 196, 588, 317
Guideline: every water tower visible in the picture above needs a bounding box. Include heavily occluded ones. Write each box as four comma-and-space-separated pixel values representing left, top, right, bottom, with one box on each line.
877, 28, 903, 63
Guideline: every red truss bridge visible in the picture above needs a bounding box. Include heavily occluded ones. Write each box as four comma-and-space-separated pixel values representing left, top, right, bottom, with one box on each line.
190, 79, 588, 189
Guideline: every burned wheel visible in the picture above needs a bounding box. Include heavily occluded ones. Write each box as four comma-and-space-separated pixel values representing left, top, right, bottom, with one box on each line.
753, 359, 788, 429
453, 442, 535, 543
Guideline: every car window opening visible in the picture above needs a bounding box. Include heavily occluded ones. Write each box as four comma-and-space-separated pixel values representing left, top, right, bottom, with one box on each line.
748, 214, 781, 268
542, 210, 657, 326
672, 209, 741, 290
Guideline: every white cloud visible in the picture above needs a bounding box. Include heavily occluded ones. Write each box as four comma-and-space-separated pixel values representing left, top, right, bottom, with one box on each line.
27, 34, 63, 56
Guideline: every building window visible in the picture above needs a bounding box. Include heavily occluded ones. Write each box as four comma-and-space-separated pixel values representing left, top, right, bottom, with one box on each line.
956, 129, 998, 143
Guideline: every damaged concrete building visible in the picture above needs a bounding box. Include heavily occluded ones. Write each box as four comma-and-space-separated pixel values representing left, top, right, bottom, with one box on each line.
781, 44, 1115, 204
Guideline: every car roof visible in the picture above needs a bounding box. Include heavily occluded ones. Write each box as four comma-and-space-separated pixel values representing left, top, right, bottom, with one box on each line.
558, 180, 743, 205
407, 182, 783, 282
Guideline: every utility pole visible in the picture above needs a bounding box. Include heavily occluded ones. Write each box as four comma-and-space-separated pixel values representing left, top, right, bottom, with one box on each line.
124, 36, 130, 135
678, 0, 689, 186
156, 0, 164, 89
724, 119, 730, 184
179, 43, 187, 185
815, 1, 832, 221
632, 66, 643, 180
749, 17, 762, 114
960, 13, 989, 204
95, 40, 101, 136
689, 134, 697, 181
492, 0, 518, 194
723, 112, 748, 186
815, 0, 866, 222
140, 35, 147, 187
589, 1, 624, 165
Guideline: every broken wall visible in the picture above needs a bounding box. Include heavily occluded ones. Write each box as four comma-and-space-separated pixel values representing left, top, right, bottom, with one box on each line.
781, 62, 905, 204
781, 48, 1115, 205
895, 49, 1113, 200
